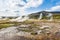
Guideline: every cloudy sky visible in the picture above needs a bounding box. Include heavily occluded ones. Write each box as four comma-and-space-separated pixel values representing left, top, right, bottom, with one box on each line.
0, 0, 60, 16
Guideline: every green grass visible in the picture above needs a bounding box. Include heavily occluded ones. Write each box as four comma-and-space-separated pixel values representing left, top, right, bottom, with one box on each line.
0, 24, 14, 29
53, 14, 60, 19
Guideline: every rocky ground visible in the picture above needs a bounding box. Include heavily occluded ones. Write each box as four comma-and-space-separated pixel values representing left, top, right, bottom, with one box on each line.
0, 20, 60, 40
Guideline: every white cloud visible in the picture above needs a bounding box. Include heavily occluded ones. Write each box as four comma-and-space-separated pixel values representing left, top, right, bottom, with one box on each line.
51, 6, 60, 11
24, 0, 43, 8
0, 0, 43, 16
45, 5, 60, 11
0, 11, 17, 17
19, 0, 43, 15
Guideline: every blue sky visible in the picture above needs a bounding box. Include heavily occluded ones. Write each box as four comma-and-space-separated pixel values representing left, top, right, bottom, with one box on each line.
0, 0, 60, 16
27, 0, 60, 12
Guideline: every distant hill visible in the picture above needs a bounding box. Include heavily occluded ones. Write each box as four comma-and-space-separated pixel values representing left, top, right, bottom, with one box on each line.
29, 11, 60, 15
28, 11, 60, 19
